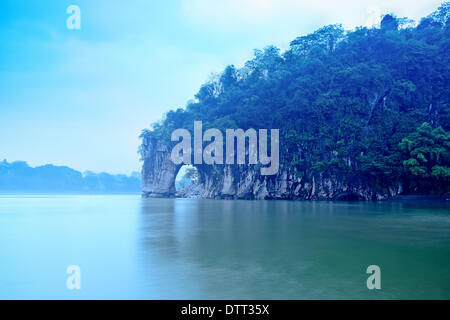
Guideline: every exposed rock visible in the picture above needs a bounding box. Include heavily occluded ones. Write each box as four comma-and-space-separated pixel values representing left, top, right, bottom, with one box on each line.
141, 134, 180, 198
141, 134, 402, 200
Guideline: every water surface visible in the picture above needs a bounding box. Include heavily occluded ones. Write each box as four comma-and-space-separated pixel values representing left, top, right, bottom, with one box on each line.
0, 195, 449, 299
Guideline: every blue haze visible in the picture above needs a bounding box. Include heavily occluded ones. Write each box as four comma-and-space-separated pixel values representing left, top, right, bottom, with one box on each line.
0, 0, 442, 174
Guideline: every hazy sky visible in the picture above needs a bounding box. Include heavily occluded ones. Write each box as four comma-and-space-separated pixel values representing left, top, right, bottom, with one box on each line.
0, 0, 443, 174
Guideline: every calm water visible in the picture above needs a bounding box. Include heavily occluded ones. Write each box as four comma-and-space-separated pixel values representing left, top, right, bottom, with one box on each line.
0, 195, 449, 300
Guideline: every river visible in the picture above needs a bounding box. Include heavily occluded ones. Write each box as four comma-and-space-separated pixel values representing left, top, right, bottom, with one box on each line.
0, 195, 449, 299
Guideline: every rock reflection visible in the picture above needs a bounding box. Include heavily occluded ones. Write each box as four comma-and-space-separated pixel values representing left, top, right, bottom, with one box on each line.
137, 199, 450, 299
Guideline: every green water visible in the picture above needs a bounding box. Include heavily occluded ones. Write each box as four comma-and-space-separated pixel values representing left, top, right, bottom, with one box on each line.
0, 195, 449, 299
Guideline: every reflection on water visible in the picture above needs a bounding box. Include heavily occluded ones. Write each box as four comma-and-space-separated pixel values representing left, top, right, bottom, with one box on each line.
137, 199, 450, 299
0, 195, 449, 299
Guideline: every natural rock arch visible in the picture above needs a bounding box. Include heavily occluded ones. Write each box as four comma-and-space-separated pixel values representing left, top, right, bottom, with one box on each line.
140, 133, 400, 200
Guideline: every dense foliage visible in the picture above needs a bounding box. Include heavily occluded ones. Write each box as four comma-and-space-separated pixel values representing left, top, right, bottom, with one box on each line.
400, 123, 450, 193
142, 3, 450, 195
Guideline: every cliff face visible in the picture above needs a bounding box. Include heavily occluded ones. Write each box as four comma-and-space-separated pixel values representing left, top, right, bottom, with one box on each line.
191, 165, 402, 200
141, 135, 402, 200
141, 135, 180, 198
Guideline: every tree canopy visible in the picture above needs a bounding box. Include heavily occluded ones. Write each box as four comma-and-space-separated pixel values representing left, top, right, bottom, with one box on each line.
142, 2, 450, 196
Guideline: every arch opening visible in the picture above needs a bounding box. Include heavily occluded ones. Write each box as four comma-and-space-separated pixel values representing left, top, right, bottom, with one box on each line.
175, 165, 199, 195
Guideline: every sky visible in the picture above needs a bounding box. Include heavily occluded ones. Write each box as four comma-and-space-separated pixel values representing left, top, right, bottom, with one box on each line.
0, 0, 443, 175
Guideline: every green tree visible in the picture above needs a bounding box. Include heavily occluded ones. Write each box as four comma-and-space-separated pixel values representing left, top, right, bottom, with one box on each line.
184, 167, 199, 182
400, 123, 450, 193
381, 14, 399, 31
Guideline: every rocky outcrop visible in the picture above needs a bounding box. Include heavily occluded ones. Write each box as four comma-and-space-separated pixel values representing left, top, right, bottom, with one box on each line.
141, 134, 402, 200
177, 164, 402, 201
141, 135, 180, 198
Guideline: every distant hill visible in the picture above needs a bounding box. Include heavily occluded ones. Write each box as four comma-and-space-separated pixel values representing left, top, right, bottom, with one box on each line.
0, 160, 141, 194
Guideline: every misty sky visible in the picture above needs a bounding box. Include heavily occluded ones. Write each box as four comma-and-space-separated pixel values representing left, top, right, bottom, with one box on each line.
0, 0, 443, 174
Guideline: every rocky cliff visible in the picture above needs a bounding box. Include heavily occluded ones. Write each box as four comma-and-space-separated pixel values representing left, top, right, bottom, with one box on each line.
141, 135, 180, 198
141, 133, 402, 200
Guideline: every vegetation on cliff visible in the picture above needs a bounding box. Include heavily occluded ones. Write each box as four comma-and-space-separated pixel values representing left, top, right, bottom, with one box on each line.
141, 3, 450, 196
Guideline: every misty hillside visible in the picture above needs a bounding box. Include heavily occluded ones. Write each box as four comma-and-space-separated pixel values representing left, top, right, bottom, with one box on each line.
141, 3, 449, 199
0, 160, 140, 194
